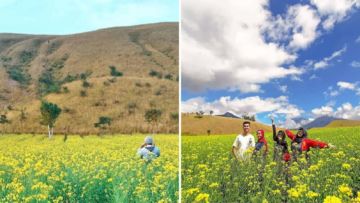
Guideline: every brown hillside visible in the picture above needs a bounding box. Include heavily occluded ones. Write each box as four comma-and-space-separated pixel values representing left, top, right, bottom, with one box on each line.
326, 119, 360, 128
182, 113, 272, 135
0, 22, 178, 134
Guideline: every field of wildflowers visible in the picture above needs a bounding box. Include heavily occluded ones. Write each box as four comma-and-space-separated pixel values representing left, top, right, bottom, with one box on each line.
182, 127, 360, 203
0, 134, 178, 202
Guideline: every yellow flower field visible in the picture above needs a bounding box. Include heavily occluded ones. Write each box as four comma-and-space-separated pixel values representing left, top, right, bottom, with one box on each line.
182, 127, 360, 203
0, 134, 178, 202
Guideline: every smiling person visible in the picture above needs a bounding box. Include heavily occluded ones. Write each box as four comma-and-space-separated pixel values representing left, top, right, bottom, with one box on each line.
232, 121, 255, 160
285, 128, 333, 161
253, 129, 268, 157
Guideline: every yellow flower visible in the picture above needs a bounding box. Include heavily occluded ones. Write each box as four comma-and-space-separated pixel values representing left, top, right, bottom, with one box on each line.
324, 195, 342, 203
288, 188, 300, 198
306, 191, 319, 198
338, 184, 352, 196
195, 193, 209, 203
209, 182, 219, 188
342, 163, 351, 170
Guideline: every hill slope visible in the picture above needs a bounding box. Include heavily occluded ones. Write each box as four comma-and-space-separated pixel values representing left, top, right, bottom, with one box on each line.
326, 119, 360, 128
0, 22, 178, 134
182, 113, 272, 135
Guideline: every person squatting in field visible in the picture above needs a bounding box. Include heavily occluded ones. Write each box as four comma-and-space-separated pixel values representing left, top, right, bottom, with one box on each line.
232, 121, 255, 160
137, 136, 160, 161
285, 127, 333, 161
252, 129, 268, 157
272, 119, 291, 162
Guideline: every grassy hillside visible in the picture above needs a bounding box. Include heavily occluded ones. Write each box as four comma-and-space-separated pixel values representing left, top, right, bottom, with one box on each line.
326, 119, 360, 128
0, 22, 178, 134
181, 113, 272, 135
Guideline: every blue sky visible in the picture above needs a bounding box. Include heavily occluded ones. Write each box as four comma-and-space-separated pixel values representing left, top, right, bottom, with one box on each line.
182, 0, 360, 128
0, 0, 178, 35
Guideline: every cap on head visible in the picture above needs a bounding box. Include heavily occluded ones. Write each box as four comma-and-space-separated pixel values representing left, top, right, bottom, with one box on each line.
144, 136, 154, 145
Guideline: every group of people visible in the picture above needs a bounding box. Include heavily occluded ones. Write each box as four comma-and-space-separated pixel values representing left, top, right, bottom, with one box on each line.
232, 120, 333, 162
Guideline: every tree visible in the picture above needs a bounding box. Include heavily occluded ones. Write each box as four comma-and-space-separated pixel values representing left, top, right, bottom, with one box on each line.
40, 101, 62, 138
209, 110, 214, 116
0, 114, 10, 135
94, 116, 112, 135
195, 111, 204, 118
19, 107, 27, 132
145, 109, 162, 133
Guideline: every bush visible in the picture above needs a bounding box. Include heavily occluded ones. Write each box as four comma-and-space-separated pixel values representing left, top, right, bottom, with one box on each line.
145, 109, 162, 124
62, 86, 69, 93
170, 112, 179, 122
164, 74, 173, 80
109, 66, 123, 77
19, 51, 34, 64
80, 90, 87, 97
127, 102, 137, 114
7, 66, 31, 86
149, 70, 163, 79
82, 80, 91, 88
94, 116, 112, 129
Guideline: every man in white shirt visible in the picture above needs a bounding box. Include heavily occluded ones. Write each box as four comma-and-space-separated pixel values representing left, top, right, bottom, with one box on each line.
232, 121, 255, 160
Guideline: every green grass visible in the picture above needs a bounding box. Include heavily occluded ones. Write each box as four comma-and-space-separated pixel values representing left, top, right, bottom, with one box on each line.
182, 127, 360, 203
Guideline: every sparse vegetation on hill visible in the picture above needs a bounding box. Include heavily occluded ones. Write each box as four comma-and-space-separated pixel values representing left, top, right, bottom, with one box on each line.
0, 22, 178, 134
182, 113, 272, 135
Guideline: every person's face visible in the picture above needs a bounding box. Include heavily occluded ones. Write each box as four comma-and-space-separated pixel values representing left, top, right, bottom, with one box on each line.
243, 124, 250, 133
297, 130, 304, 137
257, 131, 262, 139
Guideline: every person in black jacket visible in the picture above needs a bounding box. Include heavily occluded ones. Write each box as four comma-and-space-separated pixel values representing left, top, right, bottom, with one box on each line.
272, 118, 290, 162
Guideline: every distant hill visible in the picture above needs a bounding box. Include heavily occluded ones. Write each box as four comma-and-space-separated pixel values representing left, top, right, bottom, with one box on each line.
217, 112, 240, 119
303, 116, 341, 129
0, 22, 178, 134
326, 119, 360, 127
182, 113, 272, 135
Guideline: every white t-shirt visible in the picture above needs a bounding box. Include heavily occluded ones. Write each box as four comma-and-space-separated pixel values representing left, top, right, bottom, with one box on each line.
232, 133, 255, 159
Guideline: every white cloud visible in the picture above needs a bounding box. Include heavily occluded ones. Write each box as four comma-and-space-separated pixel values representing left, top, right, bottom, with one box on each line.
182, 0, 304, 93
287, 5, 321, 50
311, 103, 360, 120
182, 0, 358, 93
279, 85, 288, 93
314, 46, 347, 70
350, 60, 360, 68
310, 0, 359, 30
312, 105, 334, 117
181, 95, 303, 119
337, 81, 356, 90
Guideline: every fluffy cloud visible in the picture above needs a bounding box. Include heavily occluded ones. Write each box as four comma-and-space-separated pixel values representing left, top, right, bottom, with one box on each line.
287, 5, 321, 50
314, 46, 347, 70
312, 103, 360, 120
312, 105, 334, 117
310, 0, 359, 30
350, 60, 360, 68
182, 0, 303, 93
181, 95, 303, 119
182, 0, 357, 93
337, 81, 356, 90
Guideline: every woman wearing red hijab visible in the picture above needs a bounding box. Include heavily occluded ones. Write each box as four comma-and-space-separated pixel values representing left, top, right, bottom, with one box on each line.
253, 129, 268, 156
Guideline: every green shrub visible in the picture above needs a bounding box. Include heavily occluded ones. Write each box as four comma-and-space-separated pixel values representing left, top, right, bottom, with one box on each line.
109, 66, 123, 77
